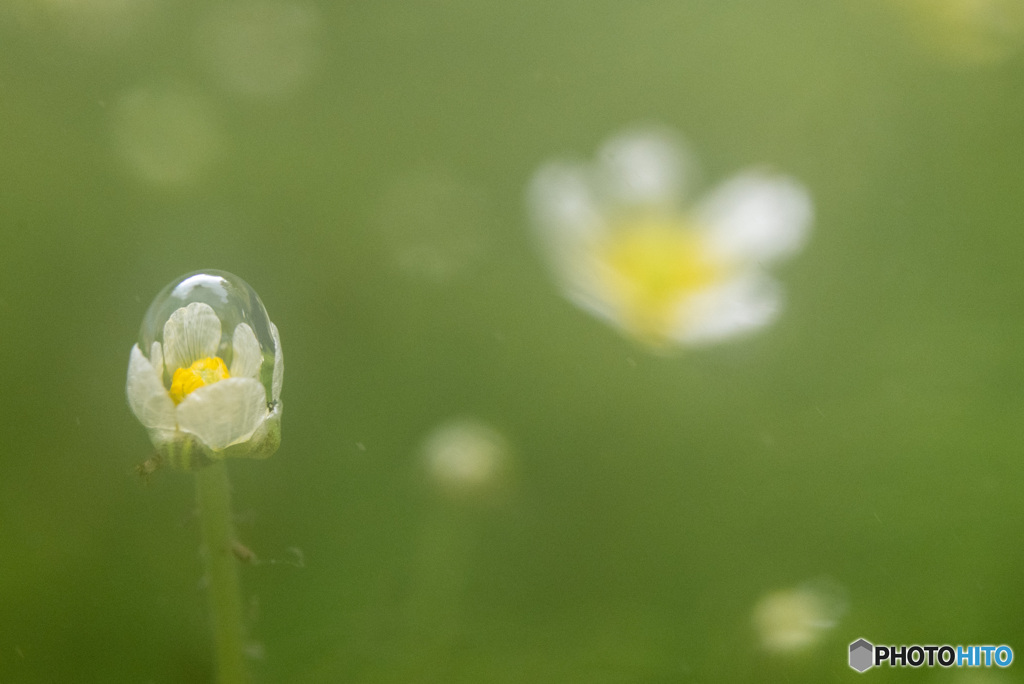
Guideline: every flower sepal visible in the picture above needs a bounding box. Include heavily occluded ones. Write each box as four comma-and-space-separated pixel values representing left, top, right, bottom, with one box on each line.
141, 403, 281, 471
216, 402, 281, 461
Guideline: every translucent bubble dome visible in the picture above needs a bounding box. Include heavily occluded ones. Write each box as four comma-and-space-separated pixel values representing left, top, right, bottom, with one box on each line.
128, 270, 283, 465
139, 271, 277, 398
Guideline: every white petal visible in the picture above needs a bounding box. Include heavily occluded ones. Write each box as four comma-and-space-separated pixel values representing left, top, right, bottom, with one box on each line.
162, 302, 222, 372
270, 322, 283, 402
176, 377, 268, 450
150, 340, 164, 386
229, 323, 262, 379
674, 273, 783, 345
126, 344, 176, 430
528, 162, 604, 245
698, 172, 812, 264
565, 285, 621, 329
527, 162, 611, 309
596, 127, 690, 208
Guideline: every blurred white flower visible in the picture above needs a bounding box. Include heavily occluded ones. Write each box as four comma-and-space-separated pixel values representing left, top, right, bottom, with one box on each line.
111, 83, 222, 188
196, 1, 321, 99
751, 579, 847, 653
127, 271, 283, 468
896, 0, 1024, 65
422, 419, 508, 495
529, 126, 812, 348
12, 0, 161, 50
376, 169, 490, 283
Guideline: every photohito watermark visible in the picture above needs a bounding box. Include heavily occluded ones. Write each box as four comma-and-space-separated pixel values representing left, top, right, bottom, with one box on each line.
849, 639, 1013, 672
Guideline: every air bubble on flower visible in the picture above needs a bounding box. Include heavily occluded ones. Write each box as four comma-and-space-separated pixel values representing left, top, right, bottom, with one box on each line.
528, 125, 812, 349
111, 83, 222, 188
196, 1, 321, 99
751, 578, 847, 653
126, 270, 282, 468
422, 418, 508, 495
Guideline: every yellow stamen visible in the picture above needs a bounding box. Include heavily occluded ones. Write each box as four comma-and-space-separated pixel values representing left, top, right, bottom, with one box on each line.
169, 356, 230, 404
596, 217, 726, 342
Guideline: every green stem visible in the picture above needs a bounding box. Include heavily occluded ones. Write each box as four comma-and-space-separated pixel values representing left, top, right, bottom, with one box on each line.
196, 459, 249, 684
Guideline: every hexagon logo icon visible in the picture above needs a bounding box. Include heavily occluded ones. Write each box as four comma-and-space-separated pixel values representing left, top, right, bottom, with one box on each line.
849, 638, 873, 672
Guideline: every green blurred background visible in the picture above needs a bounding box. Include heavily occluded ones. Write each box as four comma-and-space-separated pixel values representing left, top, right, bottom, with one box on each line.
3, 1, 1024, 681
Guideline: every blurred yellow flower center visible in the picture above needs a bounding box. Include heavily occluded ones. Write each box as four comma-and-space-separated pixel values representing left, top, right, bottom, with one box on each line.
596, 218, 725, 341
169, 356, 230, 404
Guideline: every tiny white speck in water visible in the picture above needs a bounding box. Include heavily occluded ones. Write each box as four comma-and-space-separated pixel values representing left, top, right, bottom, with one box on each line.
244, 641, 265, 660
286, 547, 305, 567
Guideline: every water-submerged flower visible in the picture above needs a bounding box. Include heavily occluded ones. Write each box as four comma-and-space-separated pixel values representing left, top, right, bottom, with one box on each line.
528, 126, 812, 348
126, 271, 283, 469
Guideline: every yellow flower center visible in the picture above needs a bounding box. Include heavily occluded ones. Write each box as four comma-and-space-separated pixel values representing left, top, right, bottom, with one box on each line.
595, 217, 727, 343
169, 356, 230, 404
